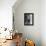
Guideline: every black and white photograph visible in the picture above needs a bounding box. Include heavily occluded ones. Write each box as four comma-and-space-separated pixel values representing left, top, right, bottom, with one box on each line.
24, 13, 34, 25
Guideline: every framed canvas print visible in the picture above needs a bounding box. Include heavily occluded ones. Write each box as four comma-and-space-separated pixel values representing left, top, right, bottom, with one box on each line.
24, 13, 34, 25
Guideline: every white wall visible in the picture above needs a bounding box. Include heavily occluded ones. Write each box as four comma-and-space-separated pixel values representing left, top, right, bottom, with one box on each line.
0, 0, 17, 30
13, 0, 41, 46
41, 0, 46, 46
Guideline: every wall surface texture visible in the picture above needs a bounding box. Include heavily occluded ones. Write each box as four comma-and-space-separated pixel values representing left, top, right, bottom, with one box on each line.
13, 0, 42, 46
0, 0, 16, 29
41, 0, 46, 46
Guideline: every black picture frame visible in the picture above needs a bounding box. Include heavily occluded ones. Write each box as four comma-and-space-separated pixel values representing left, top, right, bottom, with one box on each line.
24, 13, 34, 26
